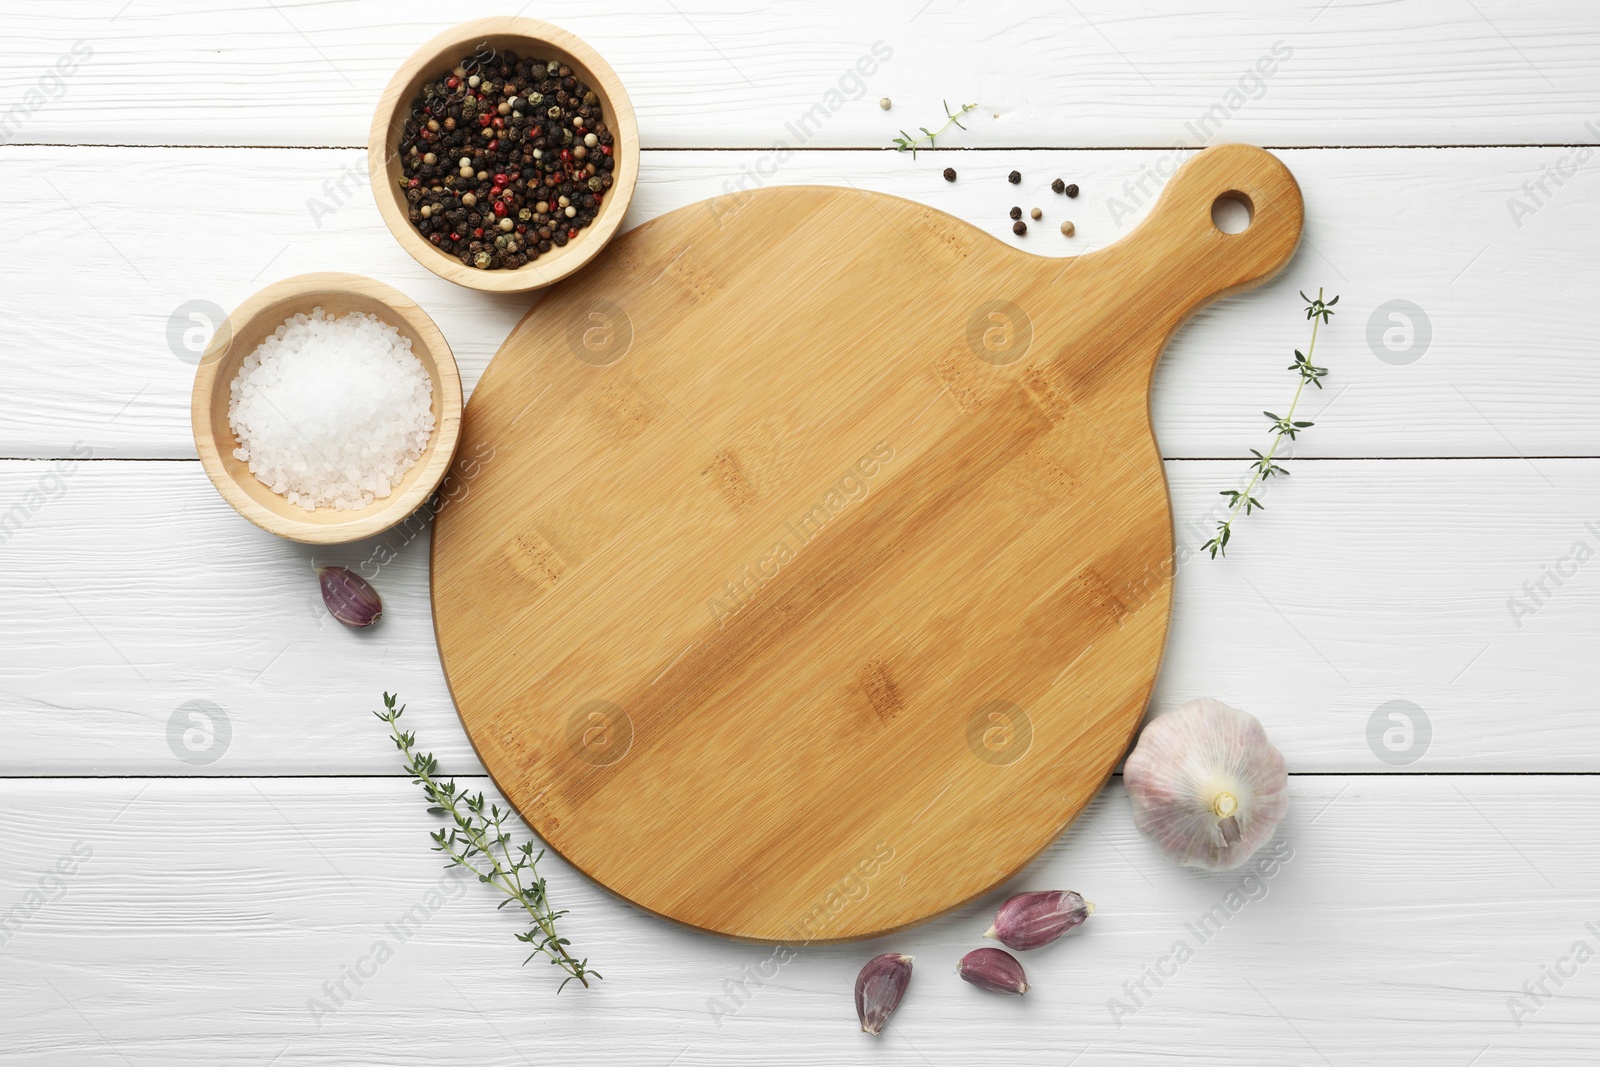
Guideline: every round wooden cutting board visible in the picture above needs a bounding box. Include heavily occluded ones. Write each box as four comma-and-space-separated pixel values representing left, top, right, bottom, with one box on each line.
431, 144, 1303, 942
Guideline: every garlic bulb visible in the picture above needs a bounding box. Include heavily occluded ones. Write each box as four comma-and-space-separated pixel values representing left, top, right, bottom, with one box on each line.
1124, 698, 1288, 871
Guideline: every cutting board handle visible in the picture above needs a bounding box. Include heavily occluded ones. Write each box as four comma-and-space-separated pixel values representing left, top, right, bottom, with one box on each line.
1113, 143, 1304, 324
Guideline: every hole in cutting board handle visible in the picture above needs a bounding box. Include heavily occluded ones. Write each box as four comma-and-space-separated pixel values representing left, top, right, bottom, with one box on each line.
1211, 190, 1254, 234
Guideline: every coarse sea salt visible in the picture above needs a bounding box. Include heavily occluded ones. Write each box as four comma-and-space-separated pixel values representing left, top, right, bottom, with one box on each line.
228, 307, 436, 512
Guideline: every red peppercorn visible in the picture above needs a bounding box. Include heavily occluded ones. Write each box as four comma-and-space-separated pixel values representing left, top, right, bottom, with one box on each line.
492, 201, 507, 217
446, 76, 460, 89
406, 178, 420, 188
473, 227, 484, 238
600, 144, 611, 156
516, 224, 527, 233
478, 114, 492, 127
568, 228, 578, 239
487, 140, 498, 152
493, 117, 505, 129
449, 232, 460, 241
560, 148, 572, 162
492, 173, 508, 186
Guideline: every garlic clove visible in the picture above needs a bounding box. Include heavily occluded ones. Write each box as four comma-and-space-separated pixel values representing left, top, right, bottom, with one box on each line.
984, 890, 1094, 951
958, 947, 1029, 995
317, 566, 383, 628
855, 953, 913, 1035
1124, 697, 1289, 871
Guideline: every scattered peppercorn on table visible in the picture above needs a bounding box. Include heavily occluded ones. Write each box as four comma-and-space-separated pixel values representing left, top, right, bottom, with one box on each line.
4, 3, 1600, 1065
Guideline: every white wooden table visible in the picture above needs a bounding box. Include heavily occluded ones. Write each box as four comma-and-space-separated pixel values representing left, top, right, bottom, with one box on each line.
3, 1, 1597, 1062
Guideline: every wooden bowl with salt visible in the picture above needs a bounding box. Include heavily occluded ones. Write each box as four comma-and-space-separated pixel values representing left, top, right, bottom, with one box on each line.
368, 17, 640, 293
189, 272, 464, 545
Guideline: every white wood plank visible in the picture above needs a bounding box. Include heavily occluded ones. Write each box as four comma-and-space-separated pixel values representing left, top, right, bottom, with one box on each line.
0, 775, 1594, 1065
5, 1, 1598, 148
1, 146, 1596, 460
3, 458, 1595, 775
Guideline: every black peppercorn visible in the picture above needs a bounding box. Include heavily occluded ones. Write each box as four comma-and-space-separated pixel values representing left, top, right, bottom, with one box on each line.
1066, 183, 1079, 198
1012, 220, 1027, 235
942, 167, 956, 182
396, 47, 610, 270
1007, 170, 1021, 184
1009, 206, 1022, 220
1051, 178, 1065, 194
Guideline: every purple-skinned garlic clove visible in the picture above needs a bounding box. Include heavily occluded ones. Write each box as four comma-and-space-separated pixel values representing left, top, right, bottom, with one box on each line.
855, 953, 913, 1035
958, 947, 1029, 995
1124, 697, 1288, 871
984, 890, 1094, 951
317, 566, 383, 628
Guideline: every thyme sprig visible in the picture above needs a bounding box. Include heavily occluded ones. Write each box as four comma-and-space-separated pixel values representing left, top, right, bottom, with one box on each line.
1203, 289, 1338, 559
892, 99, 977, 156
376, 693, 598, 991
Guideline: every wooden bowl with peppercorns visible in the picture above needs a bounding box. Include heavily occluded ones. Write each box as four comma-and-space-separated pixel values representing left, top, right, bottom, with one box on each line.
369, 17, 639, 293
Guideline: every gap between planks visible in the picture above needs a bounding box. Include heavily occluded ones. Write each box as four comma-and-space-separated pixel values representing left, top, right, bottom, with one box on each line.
3, 772, 1597, 780
2, 455, 1595, 464
3, 142, 1597, 152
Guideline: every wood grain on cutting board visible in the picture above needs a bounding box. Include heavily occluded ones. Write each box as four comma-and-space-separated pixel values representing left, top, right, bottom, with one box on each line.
431, 144, 1304, 941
